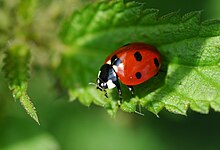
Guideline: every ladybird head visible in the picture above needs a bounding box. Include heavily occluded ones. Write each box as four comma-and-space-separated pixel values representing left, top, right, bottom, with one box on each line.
97, 64, 117, 91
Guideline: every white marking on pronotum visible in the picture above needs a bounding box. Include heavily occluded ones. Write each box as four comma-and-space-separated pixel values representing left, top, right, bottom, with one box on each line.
118, 63, 124, 70
112, 65, 118, 72
113, 63, 124, 72
107, 80, 116, 89
106, 60, 111, 64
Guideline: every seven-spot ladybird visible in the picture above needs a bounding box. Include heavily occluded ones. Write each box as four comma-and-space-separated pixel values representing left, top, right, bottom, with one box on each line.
96, 42, 161, 104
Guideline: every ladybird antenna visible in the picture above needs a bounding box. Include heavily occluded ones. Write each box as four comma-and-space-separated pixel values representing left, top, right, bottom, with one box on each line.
89, 81, 103, 91
89, 82, 96, 86
104, 89, 108, 98
89, 82, 100, 89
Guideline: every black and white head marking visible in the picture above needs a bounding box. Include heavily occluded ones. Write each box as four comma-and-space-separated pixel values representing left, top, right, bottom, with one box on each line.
97, 64, 117, 90
97, 55, 123, 101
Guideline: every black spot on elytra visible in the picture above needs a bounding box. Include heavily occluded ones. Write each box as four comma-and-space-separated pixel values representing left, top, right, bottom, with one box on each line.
154, 58, 159, 67
135, 72, 142, 79
134, 51, 142, 61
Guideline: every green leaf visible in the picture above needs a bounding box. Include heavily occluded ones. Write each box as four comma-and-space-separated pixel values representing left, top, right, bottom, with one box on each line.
16, 0, 37, 25
3, 41, 39, 124
57, 1, 220, 116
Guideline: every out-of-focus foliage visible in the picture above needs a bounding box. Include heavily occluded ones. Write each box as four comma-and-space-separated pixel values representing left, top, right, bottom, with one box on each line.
3, 41, 39, 123
0, 0, 94, 123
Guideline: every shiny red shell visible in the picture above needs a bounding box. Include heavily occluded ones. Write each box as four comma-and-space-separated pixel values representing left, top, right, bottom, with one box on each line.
104, 42, 161, 86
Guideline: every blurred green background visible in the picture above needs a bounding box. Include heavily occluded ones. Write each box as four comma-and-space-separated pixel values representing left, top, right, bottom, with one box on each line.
0, 0, 220, 150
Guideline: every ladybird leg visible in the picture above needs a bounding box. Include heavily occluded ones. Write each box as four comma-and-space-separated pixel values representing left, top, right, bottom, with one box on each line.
104, 89, 108, 98
127, 86, 134, 96
97, 86, 108, 98
118, 89, 122, 106
117, 85, 122, 105
113, 80, 122, 105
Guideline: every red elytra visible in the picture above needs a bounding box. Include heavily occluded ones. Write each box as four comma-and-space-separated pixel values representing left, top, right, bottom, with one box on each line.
104, 42, 161, 85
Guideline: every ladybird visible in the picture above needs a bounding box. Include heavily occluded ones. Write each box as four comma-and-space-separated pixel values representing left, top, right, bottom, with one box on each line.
96, 42, 161, 104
